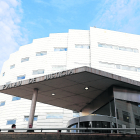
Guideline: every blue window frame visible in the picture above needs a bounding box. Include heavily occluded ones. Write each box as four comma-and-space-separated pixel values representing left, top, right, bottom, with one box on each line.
21, 57, 29, 63
24, 116, 38, 121
46, 114, 63, 119
17, 75, 25, 80
10, 64, 15, 69
12, 96, 21, 101
0, 101, 5, 106
6, 120, 16, 125
36, 51, 47, 56
54, 48, 67, 51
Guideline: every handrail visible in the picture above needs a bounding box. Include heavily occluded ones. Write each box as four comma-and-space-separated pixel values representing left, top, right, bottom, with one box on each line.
0, 128, 140, 131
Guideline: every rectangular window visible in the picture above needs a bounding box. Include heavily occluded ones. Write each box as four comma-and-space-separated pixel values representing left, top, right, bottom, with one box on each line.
75, 44, 90, 49
52, 65, 66, 71
0, 101, 5, 106
17, 75, 25, 80
116, 109, 119, 119
10, 64, 15, 69
36, 51, 47, 56
54, 48, 67, 51
12, 96, 21, 101
6, 119, 16, 125
21, 57, 29, 63
134, 115, 140, 126
24, 116, 38, 121
46, 113, 63, 119
122, 111, 131, 123
3, 72, 5, 76
32, 69, 44, 75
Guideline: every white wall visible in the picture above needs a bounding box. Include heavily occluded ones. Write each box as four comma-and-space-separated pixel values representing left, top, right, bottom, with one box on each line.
1, 27, 140, 129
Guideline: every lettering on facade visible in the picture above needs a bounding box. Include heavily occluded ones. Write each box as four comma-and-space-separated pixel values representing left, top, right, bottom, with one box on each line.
44, 69, 74, 80
28, 78, 36, 84
2, 69, 74, 90
3, 81, 22, 90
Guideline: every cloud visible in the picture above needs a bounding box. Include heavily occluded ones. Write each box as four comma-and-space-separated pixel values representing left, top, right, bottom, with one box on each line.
90, 0, 140, 34
0, 0, 27, 72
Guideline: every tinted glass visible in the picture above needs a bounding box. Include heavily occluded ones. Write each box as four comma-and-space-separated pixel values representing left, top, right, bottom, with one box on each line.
17, 75, 25, 80
0, 101, 5, 106
7, 120, 16, 125
12, 97, 21, 101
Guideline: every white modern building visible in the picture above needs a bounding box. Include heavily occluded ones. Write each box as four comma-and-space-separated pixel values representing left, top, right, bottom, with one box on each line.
0, 27, 140, 130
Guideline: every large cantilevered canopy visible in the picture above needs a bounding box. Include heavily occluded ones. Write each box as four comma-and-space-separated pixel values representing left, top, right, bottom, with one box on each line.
0, 66, 140, 112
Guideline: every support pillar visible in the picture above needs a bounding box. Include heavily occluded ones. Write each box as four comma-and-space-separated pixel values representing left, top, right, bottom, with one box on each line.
28, 88, 38, 128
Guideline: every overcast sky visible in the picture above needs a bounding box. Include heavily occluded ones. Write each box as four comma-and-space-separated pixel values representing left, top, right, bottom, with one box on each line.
0, 0, 140, 72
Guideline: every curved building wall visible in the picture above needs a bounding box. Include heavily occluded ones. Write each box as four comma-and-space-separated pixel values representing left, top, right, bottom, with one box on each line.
1, 27, 140, 129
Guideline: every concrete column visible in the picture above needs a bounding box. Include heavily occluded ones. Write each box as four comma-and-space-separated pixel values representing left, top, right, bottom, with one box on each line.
28, 88, 38, 128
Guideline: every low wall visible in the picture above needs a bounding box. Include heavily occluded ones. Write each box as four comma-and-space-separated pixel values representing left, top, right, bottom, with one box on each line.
0, 133, 140, 140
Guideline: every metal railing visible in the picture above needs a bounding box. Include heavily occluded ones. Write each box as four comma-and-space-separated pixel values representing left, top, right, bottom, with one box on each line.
0, 128, 140, 134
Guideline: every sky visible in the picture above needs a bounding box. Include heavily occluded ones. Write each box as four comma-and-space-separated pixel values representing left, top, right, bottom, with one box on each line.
0, 0, 140, 72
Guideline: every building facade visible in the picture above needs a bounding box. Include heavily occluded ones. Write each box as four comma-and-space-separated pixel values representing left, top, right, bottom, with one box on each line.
0, 27, 140, 130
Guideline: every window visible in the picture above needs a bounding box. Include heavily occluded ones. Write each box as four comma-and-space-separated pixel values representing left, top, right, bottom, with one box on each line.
17, 75, 25, 80
73, 111, 80, 118
134, 115, 140, 126
0, 101, 5, 106
52, 65, 66, 71
46, 113, 63, 119
12, 96, 21, 101
116, 109, 119, 119
54, 48, 67, 51
122, 111, 131, 123
3, 72, 5, 76
24, 116, 38, 121
6, 119, 16, 125
75, 44, 90, 49
32, 69, 44, 75
10, 64, 15, 69
98, 43, 139, 53
36, 51, 47, 56
21, 57, 29, 63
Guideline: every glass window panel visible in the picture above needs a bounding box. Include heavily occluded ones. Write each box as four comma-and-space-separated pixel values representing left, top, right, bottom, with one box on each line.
98, 43, 103, 47
133, 49, 139, 53
10, 64, 15, 69
113, 46, 119, 50
36, 51, 47, 56
137, 68, 140, 72
46, 114, 63, 119
122, 111, 131, 123
54, 48, 67, 51
33, 69, 44, 75
125, 48, 132, 52
119, 47, 126, 51
24, 116, 38, 121
52, 65, 66, 71
6, 120, 16, 125
83, 45, 90, 49
21, 57, 29, 62
134, 115, 140, 126
116, 64, 121, 69
12, 96, 21, 101
17, 75, 25, 80
75, 45, 82, 48
130, 66, 137, 71
106, 45, 113, 49
0, 101, 5, 106
121, 65, 129, 70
